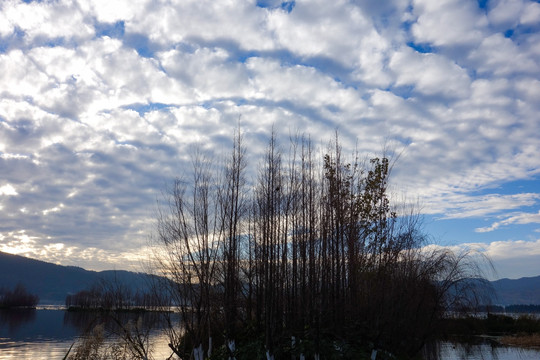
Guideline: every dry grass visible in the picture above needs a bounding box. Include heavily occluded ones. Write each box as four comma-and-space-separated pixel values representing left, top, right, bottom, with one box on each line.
66, 323, 149, 360
499, 333, 540, 348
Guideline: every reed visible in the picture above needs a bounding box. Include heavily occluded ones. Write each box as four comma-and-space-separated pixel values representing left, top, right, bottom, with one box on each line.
499, 333, 540, 348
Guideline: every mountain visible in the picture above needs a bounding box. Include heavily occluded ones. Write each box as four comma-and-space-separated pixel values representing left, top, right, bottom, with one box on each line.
0, 252, 153, 304
2, 251, 540, 306
491, 275, 540, 305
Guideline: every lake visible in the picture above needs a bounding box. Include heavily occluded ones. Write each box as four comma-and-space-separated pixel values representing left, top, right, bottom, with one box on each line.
433, 339, 540, 360
2, 308, 540, 359
0, 307, 175, 359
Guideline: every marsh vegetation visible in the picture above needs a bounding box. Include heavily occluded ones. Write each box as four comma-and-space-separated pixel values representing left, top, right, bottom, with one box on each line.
0, 283, 39, 309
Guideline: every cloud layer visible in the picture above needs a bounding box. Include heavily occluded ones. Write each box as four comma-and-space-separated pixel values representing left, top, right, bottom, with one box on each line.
1, 0, 539, 275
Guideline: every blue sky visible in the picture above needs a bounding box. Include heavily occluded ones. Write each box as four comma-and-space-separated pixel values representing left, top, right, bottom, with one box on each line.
1, 0, 539, 279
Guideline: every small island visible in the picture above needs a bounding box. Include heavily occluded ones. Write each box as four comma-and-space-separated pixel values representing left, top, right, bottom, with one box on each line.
0, 283, 39, 309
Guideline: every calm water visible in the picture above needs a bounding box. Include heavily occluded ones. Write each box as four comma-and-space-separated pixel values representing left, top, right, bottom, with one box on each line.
0, 308, 175, 359
2, 309, 540, 359
434, 340, 540, 360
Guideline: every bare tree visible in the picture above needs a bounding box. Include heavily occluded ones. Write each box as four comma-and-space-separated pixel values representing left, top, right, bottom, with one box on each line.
217, 127, 248, 357
148, 129, 491, 360
152, 148, 221, 360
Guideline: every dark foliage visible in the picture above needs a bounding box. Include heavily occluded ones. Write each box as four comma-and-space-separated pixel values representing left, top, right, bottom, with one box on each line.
442, 313, 540, 337
150, 130, 490, 359
0, 283, 39, 308
65, 278, 166, 311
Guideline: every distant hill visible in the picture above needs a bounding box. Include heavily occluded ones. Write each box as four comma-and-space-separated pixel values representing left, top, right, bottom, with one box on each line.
2, 251, 540, 306
491, 275, 540, 305
0, 252, 153, 304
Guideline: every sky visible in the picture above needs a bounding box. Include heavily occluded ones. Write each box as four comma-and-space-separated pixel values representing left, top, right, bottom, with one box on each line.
1, 0, 539, 280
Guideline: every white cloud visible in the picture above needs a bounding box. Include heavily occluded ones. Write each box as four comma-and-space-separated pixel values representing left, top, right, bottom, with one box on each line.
245, 57, 365, 115
389, 47, 471, 98
42, 203, 64, 216
0, 7, 14, 37
411, 0, 488, 47
476, 210, 540, 232
424, 193, 540, 219
469, 33, 540, 76
158, 46, 251, 101
0, 49, 50, 99
425, 239, 540, 279
268, 1, 371, 64
475, 239, 540, 279
351, 30, 394, 87
1, 0, 540, 275
515, 78, 540, 101
0, 229, 148, 271
2, 0, 94, 44
0, 230, 38, 255
520, 2, 540, 25
467, 78, 513, 107
0, 184, 18, 196
4, 36, 192, 121
487, 0, 525, 29
78, 0, 148, 24
126, 0, 273, 51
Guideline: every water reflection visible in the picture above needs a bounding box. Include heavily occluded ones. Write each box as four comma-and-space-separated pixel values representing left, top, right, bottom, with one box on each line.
3, 310, 540, 360
433, 338, 540, 360
62, 309, 168, 337
0, 309, 36, 333
1, 308, 79, 341
0, 309, 176, 360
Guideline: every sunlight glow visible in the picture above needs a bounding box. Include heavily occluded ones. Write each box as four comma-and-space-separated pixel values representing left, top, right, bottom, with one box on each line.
0, 184, 18, 196
0, 231, 38, 255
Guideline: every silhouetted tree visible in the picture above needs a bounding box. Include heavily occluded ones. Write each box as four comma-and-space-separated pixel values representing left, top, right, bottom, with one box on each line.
150, 129, 491, 359
0, 283, 39, 308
